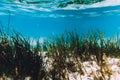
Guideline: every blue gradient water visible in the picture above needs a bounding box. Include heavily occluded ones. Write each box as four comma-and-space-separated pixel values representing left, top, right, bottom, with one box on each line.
0, 1, 120, 39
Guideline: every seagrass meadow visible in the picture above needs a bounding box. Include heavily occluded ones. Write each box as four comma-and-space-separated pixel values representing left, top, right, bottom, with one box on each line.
0, 28, 120, 80
1, 0, 120, 79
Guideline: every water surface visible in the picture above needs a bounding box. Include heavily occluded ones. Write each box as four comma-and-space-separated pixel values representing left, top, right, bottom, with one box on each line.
0, 0, 120, 39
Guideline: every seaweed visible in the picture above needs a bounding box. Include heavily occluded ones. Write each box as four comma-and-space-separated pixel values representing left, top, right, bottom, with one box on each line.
0, 26, 120, 79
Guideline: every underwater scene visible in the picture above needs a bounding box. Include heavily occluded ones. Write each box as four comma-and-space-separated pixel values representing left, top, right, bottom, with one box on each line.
0, 0, 120, 80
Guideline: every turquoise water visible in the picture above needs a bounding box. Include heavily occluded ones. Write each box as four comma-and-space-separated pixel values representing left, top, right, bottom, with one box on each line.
0, 1, 120, 39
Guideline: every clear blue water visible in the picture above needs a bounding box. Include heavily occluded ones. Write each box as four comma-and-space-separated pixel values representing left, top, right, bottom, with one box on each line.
0, 1, 120, 39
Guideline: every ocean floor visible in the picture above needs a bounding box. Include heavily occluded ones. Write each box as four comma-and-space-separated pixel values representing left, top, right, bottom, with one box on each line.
1, 52, 120, 80
39, 52, 120, 80
68, 57, 120, 80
